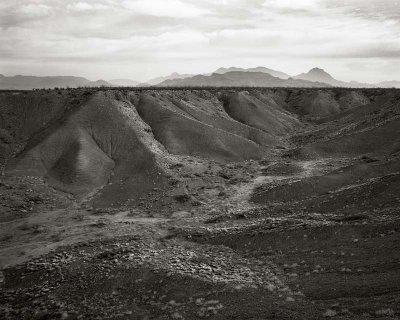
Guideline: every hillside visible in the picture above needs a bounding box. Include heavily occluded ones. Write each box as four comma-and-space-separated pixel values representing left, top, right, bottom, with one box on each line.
0, 88, 302, 208
1, 87, 395, 206
1, 87, 400, 320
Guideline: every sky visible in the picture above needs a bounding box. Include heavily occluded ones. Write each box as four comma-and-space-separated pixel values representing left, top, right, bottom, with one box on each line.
0, 0, 399, 83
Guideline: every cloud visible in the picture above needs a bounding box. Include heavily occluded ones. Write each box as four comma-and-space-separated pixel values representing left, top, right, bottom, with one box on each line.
67, 2, 109, 11
121, 0, 209, 18
1, 0, 399, 82
0, 2, 52, 28
323, 0, 400, 19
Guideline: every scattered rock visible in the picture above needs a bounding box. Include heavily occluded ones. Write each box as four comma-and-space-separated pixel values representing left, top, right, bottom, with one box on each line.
323, 309, 337, 317
375, 308, 395, 316
172, 211, 192, 219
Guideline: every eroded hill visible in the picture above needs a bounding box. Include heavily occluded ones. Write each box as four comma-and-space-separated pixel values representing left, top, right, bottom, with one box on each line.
1, 87, 400, 320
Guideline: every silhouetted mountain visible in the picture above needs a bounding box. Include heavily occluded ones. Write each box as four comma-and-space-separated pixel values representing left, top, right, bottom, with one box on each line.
2, 69, 394, 90
376, 81, 400, 88
142, 72, 195, 86
214, 66, 290, 79
90, 80, 111, 87
347, 81, 375, 88
109, 79, 140, 87
136, 82, 152, 87
157, 71, 330, 87
294, 68, 375, 88
294, 68, 342, 86
0, 74, 111, 90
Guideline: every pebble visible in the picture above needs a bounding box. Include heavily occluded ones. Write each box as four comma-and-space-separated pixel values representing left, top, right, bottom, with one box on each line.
171, 211, 192, 218
323, 309, 337, 317
375, 308, 395, 316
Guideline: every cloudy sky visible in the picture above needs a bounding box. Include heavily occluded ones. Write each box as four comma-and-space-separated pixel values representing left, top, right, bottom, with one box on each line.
0, 0, 399, 82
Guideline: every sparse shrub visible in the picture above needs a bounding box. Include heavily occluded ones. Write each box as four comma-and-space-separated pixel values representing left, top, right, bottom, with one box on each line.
0, 128, 13, 144
27, 194, 43, 203
0, 234, 13, 241
18, 223, 43, 232
73, 212, 85, 221
174, 193, 191, 203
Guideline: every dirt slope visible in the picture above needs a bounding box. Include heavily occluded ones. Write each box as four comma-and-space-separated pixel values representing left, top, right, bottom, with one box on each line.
0, 90, 80, 170
135, 94, 265, 162
1, 87, 400, 320
168, 97, 281, 147
5, 91, 167, 207
222, 91, 297, 134
252, 158, 400, 207
284, 89, 371, 118
2, 88, 397, 207
298, 119, 400, 158
293, 92, 400, 158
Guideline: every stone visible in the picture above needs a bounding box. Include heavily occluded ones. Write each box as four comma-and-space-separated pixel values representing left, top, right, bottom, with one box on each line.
171, 211, 192, 218
323, 309, 337, 317
375, 308, 395, 316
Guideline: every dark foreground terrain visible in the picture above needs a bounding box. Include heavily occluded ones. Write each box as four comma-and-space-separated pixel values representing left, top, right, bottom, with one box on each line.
0, 87, 399, 319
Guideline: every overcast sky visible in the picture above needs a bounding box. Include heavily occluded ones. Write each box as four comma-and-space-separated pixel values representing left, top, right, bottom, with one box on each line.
0, 0, 399, 82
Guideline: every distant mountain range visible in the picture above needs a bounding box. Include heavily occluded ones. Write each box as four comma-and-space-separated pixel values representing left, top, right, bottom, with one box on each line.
1, 67, 399, 89
155, 67, 394, 88
139, 72, 195, 86
157, 71, 328, 87
0, 74, 111, 90
214, 66, 290, 79
375, 80, 400, 88
293, 68, 375, 88
108, 79, 141, 87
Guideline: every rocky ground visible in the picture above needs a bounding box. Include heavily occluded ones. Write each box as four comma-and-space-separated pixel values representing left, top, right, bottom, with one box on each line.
1, 155, 399, 319
0, 88, 399, 319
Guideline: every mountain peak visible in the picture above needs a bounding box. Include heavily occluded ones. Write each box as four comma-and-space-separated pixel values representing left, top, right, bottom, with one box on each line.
309, 67, 323, 72
307, 67, 332, 77
294, 67, 339, 85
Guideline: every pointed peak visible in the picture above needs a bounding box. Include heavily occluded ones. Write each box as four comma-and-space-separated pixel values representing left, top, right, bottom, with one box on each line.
304, 67, 335, 80
293, 67, 339, 85
308, 67, 327, 73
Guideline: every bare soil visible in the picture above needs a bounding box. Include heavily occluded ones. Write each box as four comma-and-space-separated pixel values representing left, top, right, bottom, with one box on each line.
0, 88, 399, 319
